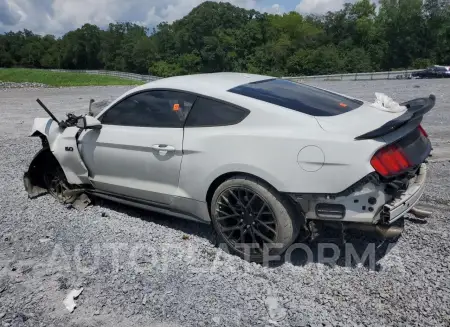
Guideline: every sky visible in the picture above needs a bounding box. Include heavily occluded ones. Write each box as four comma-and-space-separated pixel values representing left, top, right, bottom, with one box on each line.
0, 0, 355, 35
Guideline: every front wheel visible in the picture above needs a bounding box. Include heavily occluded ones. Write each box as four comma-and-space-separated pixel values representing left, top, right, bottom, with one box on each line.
210, 176, 303, 262
43, 165, 77, 204
26, 148, 77, 204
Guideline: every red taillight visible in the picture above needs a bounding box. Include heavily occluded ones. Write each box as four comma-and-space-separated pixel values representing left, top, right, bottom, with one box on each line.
370, 156, 389, 176
370, 144, 411, 177
391, 148, 410, 169
418, 125, 428, 138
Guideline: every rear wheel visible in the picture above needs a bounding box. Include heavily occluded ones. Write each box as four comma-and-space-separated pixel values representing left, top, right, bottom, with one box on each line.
210, 176, 303, 262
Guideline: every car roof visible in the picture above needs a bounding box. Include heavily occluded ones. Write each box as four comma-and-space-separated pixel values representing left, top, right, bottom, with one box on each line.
130, 72, 273, 96
97, 72, 279, 118
96, 71, 322, 127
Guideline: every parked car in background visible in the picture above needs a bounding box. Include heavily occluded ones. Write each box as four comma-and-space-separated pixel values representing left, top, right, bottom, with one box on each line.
395, 72, 413, 80
412, 65, 450, 79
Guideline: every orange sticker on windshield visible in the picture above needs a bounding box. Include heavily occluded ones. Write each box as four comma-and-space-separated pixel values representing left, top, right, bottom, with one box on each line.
339, 102, 348, 108
173, 103, 180, 111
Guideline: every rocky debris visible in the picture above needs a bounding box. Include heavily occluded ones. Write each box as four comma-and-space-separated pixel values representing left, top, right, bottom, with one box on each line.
91, 99, 112, 110
90, 99, 113, 116
63, 288, 84, 313
0, 81, 49, 89
265, 296, 287, 322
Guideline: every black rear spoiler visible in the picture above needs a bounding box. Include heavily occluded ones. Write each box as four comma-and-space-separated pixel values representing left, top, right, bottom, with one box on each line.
355, 94, 436, 140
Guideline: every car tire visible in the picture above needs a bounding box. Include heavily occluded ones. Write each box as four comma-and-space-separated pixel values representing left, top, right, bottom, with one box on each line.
38, 151, 77, 204
210, 175, 303, 262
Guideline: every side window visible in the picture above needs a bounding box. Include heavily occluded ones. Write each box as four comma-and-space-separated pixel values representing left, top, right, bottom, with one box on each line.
100, 91, 196, 128
185, 97, 249, 127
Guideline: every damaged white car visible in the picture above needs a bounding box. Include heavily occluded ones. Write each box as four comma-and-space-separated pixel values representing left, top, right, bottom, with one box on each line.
24, 73, 435, 261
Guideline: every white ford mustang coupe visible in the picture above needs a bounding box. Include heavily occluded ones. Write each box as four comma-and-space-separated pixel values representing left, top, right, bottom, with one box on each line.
24, 73, 434, 261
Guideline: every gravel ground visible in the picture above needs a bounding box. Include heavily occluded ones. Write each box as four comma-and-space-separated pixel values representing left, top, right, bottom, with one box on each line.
0, 81, 49, 89
0, 81, 449, 327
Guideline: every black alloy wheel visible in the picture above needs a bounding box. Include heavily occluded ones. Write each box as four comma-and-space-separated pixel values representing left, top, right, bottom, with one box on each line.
211, 176, 302, 262
215, 186, 278, 256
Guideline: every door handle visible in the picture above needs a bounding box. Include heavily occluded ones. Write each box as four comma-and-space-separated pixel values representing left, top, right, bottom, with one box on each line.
152, 144, 176, 155
152, 144, 175, 151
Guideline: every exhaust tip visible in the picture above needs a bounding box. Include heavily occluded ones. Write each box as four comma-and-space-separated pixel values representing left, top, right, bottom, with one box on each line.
375, 225, 404, 238
409, 207, 432, 219
345, 223, 404, 239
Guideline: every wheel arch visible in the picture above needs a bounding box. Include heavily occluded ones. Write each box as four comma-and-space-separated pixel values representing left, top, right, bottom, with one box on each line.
205, 171, 306, 228
30, 131, 50, 148
206, 171, 281, 212
25, 147, 61, 193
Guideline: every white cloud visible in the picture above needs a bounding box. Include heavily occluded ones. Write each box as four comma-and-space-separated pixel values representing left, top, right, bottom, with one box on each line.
295, 0, 354, 14
0, 0, 271, 35
265, 3, 285, 15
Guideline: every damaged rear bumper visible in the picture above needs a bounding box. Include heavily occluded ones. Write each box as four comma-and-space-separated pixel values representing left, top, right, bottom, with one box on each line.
291, 163, 428, 225
380, 163, 427, 224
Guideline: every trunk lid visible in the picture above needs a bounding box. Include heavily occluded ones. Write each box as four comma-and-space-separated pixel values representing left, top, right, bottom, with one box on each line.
315, 101, 405, 138
315, 94, 436, 140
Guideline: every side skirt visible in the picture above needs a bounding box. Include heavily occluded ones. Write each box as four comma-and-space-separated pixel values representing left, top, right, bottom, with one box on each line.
87, 190, 209, 224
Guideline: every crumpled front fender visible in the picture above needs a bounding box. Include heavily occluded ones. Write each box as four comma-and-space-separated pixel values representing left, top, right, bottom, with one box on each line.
29, 118, 90, 185
30, 118, 61, 147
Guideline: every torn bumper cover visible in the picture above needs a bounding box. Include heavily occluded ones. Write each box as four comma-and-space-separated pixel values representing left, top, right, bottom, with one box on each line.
381, 163, 428, 224
291, 163, 429, 225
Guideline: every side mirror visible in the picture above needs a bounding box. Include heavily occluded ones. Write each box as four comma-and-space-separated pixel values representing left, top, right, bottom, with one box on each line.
76, 115, 102, 130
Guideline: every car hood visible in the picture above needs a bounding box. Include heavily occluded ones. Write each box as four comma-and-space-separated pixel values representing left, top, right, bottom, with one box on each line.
315, 101, 406, 138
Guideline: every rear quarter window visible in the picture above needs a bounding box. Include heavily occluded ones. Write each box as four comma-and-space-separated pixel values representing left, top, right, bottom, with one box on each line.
228, 78, 363, 117
185, 97, 249, 127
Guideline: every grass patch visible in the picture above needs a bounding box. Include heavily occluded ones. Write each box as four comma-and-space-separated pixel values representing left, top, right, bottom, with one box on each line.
0, 68, 144, 87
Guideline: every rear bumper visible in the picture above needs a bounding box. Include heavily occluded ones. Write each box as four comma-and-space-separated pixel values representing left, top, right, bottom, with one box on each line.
381, 163, 427, 224
292, 164, 428, 225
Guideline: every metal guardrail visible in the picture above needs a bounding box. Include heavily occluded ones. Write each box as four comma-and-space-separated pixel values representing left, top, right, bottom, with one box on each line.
67, 68, 420, 82
283, 69, 423, 82
47, 69, 161, 82
1, 67, 424, 82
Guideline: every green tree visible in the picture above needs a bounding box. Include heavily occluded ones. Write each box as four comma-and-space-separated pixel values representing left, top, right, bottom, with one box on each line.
61, 24, 102, 69
377, 0, 426, 69
0, 0, 447, 75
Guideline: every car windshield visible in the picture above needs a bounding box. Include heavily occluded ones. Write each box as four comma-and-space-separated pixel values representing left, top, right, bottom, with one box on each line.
228, 78, 363, 117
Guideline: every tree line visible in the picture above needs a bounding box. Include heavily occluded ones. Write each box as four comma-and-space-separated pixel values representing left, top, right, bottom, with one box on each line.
0, 0, 449, 77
